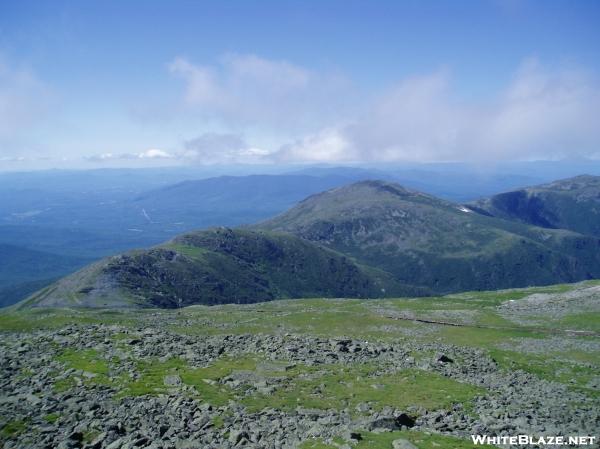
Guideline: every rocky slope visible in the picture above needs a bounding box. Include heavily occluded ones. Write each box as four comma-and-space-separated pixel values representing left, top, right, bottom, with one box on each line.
1, 281, 599, 448
470, 175, 600, 237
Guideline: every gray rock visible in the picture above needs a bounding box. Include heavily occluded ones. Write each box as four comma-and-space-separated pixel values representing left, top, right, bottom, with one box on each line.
163, 374, 182, 387
392, 438, 418, 449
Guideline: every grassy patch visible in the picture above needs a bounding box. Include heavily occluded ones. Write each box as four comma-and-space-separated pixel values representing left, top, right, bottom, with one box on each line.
120, 356, 257, 403
111, 354, 482, 414
558, 312, 600, 332
57, 349, 110, 376
490, 349, 599, 397
436, 324, 543, 349
211, 415, 225, 429
120, 357, 187, 397
0, 309, 139, 333
243, 364, 482, 413
299, 439, 337, 449
43, 413, 60, 424
0, 420, 27, 440
55, 348, 111, 390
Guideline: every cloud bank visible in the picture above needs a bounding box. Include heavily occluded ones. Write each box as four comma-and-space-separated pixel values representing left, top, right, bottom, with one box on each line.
169, 56, 600, 165
168, 53, 355, 132
275, 60, 600, 163
6, 54, 599, 168
0, 57, 51, 145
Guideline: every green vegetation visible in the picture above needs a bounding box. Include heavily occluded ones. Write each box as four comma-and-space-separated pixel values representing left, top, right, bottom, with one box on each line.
19, 179, 600, 310
24, 228, 406, 309
490, 349, 599, 397
56, 349, 110, 375
51, 347, 481, 413
211, 416, 225, 429
7, 279, 599, 408
472, 175, 600, 238
260, 180, 600, 296
43, 413, 60, 424
0, 420, 27, 440
54, 348, 112, 390
558, 312, 600, 332
242, 365, 482, 413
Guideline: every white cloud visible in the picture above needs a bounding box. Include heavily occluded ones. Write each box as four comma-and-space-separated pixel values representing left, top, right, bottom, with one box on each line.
273, 60, 600, 163
137, 148, 174, 159
182, 132, 270, 164
0, 57, 52, 145
85, 149, 174, 162
169, 54, 355, 131
276, 128, 354, 163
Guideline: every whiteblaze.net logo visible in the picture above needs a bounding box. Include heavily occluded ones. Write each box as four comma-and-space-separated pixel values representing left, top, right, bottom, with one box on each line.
471, 435, 597, 446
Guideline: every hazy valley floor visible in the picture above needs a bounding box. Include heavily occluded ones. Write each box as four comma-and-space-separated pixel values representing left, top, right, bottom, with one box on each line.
1, 281, 599, 449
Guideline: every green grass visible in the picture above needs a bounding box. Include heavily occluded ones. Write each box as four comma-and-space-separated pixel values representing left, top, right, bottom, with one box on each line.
437, 325, 544, 349
211, 416, 225, 429
0, 420, 27, 440
43, 413, 60, 424
490, 348, 599, 397
120, 357, 187, 397
558, 312, 600, 332
56, 349, 110, 375
54, 348, 112, 390
119, 355, 257, 403
0, 308, 140, 332
51, 349, 484, 414
53, 376, 77, 393
241, 364, 482, 413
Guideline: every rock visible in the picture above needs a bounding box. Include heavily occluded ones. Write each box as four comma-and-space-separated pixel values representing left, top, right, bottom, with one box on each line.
25, 393, 41, 405
163, 374, 182, 387
366, 416, 398, 431
348, 432, 362, 441
68, 431, 83, 441
229, 429, 249, 445
436, 353, 454, 364
392, 438, 418, 449
395, 413, 415, 428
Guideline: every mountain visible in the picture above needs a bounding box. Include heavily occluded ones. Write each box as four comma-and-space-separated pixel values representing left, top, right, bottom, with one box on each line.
132, 173, 384, 229
0, 166, 586, 307
258, 180, 600, 293
470, 175, 600, 237
0, 171, 381, 307
19, 179, 600, 308
21, 228, 417, 309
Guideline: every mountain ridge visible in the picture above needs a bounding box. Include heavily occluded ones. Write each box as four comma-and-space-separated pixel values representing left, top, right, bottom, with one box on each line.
19, 177, 600, 308
470, 175, 600, 237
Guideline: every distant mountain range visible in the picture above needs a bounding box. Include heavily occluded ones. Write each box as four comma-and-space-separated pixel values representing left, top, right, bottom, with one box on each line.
20, 175, 600, 309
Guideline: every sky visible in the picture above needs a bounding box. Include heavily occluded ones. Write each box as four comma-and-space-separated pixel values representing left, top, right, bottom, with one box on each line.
0, 0, 599, 170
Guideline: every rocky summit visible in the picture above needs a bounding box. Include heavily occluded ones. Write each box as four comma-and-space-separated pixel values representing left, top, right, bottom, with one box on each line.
1, 280, 599, 448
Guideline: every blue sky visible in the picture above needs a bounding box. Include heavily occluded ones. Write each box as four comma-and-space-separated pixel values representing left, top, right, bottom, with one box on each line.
1, 0, 599, 169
